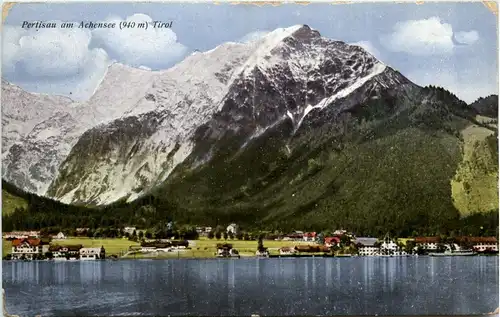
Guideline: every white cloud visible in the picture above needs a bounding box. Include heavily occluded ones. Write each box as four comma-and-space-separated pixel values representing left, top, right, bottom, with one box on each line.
2, 23, 111, 100
350, 41, 381, 59
381, 17, 478, 56
238, 31, 270, 43
454, 30, 479, 45
91, 13, 188, 69
2, 13, 189, 100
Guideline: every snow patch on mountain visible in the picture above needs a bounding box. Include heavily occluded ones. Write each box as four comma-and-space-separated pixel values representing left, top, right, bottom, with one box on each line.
240, 25, 304, 76
295, 62, 387, 130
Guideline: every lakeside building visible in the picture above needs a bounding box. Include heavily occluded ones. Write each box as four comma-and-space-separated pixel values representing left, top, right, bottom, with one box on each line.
80, 247, 106, 260
216, 243, 240, 257
49, 244, 84, 260
140, 240, 189, 252
380, 240, 407, 256
354, 237, 379, 256
455, 236, 498, 252
11, 238, 49, 260
303, 232, 317, 242
414, 237, 441, 250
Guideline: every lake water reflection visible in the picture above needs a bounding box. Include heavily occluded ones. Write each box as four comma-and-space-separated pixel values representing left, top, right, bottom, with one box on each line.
3, 256, 499, 316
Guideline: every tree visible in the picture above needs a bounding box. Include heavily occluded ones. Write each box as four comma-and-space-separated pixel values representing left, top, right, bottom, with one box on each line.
145, 231, 152, 239
317, 233, 325, 245
404, 241, 416, 254
223, 231, 229, 240
215, 231, 222, 240
45, 251, 54, 259
138, 231, 144, 240
243, 233, 250, 241
340, 235, 351, 247
228, 231, 234, 240
236, 232, 243, 240
208, 231, 215, 239
258, 236, 264, 251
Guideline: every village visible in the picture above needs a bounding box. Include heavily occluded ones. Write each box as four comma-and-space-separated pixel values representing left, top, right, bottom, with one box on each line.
2, 224, 499, 261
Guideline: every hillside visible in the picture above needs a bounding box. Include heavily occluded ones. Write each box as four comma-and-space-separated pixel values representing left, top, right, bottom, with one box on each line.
2, 188, 27, 216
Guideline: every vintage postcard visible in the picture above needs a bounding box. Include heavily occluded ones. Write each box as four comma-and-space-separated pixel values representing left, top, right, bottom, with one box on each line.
1, 1, 499, 316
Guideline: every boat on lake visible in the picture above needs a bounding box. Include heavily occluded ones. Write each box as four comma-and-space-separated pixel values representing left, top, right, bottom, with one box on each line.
429, 250, 477, 256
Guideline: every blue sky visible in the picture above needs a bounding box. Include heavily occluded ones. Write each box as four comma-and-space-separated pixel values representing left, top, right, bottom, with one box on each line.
2, 2, 497, 103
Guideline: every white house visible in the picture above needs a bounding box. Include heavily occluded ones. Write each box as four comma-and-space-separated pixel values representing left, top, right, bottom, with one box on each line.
49, 244, 83, 260
54, 232, 66, 240
303, 232, 317, 241
11, 238, 44, 260
80, 247, 106, 260
226, 224, 239, 234
124, 227, 137, 235
380, 240, 406, 256
355, 237, 379, 256
415, 237, 440, 250
333, 229, 347, 236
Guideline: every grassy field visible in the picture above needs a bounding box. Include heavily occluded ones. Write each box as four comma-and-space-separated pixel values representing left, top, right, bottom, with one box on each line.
451, 119, 498, 216
3, 237, 140, 257
2, 189, 28, 216
123, 237, 317, 259
3, 236, 315, 258
59, 237, 141, 255
3, 239, 12, 256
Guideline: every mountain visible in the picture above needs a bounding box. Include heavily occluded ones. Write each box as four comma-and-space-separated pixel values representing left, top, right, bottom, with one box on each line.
470, 95, 498, 118
2, 25, 498, 235
46, 25, 415, 205
2, 64, 158, 194
1, 80, 71, 155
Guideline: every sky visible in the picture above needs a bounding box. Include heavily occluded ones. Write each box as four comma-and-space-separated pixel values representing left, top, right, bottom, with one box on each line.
1, 2, 498, 103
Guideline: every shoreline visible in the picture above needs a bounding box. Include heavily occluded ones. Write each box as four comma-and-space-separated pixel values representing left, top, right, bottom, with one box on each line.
3, 253, 498, 262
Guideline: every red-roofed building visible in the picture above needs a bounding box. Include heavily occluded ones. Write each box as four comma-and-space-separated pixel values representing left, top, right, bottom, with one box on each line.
455, 237, 498, 252
324, 236, 341, 248
415, 237, 441, 251
11, 238, 49, 260
303, 232, 317, 242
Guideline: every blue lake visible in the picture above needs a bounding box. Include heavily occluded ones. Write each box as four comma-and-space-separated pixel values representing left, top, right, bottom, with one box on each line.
3, 256, 499, 316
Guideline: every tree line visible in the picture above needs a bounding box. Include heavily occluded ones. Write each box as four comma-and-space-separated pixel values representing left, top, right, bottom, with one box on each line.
2, 179, 498, 238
